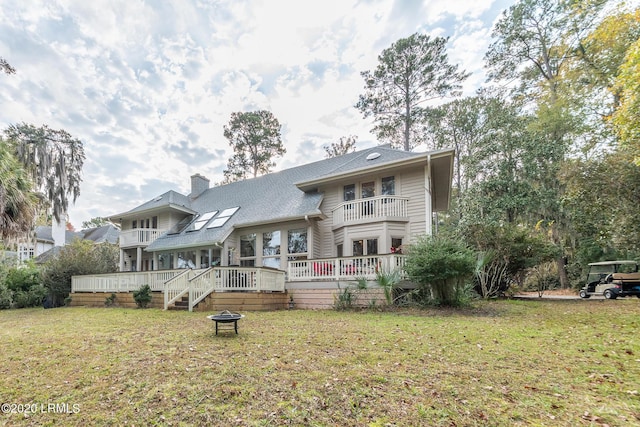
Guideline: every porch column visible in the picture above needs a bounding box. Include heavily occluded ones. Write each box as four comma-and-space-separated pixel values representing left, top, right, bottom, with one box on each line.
119, 249, 125, 272
136, 247, 142, 272
153, 252, 158, 270
173, 251, 179, 269
208, 248, 212, 267
425, 155, 433, 236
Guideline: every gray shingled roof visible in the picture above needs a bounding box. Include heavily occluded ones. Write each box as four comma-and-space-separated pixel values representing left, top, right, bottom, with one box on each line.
34, 226, 83, 244
81, 224, 120, 244
144, 146, 427, 252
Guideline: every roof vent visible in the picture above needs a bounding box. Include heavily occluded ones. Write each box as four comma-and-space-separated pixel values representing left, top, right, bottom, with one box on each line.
366, 152, 381, 160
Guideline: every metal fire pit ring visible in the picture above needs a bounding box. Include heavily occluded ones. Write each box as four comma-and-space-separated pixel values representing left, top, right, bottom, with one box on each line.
207, 310, 245, 335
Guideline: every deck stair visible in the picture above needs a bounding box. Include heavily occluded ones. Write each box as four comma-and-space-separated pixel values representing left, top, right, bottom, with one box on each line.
169, 295, 190, 310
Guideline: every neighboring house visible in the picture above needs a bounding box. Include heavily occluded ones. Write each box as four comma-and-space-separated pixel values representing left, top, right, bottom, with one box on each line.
108, 145, 453, 273
17, 224, 119, 264
73, 145, 453, 310
17, 226, 82, 263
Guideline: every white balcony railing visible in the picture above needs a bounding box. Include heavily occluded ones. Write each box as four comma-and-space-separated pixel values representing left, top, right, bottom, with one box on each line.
332, 196, 409, 228
119, 228, 166, 247
287, 254, 406, 282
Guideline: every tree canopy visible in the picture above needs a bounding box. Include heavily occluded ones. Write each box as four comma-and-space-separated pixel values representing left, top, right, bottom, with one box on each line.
4, 123, 85, 223
323, 135, 357, 159
356, 33, 468, 151
222, 111, 285, 183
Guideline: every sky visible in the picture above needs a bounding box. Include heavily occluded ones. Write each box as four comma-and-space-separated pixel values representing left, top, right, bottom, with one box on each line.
0, 0, 515, 229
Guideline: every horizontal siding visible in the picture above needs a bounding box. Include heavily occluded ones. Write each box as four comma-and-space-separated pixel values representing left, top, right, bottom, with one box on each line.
69, 292, 165, 309
195, 292, 288, 312
401, 166, 427, 242
288, 288, 386, 310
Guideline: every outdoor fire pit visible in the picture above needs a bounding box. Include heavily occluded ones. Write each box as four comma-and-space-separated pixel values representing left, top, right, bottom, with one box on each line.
207, 310, 245, 335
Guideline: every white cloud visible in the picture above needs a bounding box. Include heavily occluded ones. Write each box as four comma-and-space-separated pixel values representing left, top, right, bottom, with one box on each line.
0, 0, 516, 228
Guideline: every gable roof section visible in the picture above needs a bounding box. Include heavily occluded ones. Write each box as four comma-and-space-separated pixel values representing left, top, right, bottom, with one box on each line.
109, 190, 195, 221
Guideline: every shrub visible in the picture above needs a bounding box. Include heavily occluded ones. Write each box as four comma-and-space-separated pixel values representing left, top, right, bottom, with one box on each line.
404, 234, 476, 306
133, 284, 152, 308
334, 283, 355, 310
0, 263, 44, 308
459, 223, 558, 297
41, 240, 118, 307
0, 283, 12, 309
13, 285, 47, 308
105, 293, 117, 307
376, 269, 401, 305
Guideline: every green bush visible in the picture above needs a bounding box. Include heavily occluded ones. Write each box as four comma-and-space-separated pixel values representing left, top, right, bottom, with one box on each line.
404, 234, 476, 306
133, 284, 152, 308
13, 285, 47, 308
0, 283, 12, 309
105, 293, 117, 307
41, 240, 118, 307
459, 223, 559, 297
0, 263, 44, 309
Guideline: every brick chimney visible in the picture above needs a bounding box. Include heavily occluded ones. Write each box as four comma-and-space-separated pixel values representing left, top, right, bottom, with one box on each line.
190, 173, 210, 198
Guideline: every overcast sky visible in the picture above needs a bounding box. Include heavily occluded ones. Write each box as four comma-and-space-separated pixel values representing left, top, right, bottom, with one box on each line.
1, 0, 515, 228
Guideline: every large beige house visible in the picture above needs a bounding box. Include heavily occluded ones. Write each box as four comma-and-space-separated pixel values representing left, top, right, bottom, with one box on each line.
72, 145, 454, 310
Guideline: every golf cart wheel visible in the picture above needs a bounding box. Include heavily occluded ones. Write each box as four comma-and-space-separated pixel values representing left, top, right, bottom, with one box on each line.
579, 290, 590, 299
603, 289, 617, 300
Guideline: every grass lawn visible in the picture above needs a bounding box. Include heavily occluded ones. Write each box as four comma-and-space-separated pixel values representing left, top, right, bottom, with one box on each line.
1, 299, 640, 426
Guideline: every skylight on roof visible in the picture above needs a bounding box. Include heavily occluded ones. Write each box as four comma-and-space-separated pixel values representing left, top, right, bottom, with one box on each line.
166, 215, 194, 235
207, 206, 240, 229
207, 216, 231, 228
218, 206, 240, 217
187, 211, 218, 232
366, 152, 381, 160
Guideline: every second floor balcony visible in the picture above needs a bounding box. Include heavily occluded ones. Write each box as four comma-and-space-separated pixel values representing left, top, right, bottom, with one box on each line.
119, 228, 166, 248
332, 195, 409, 229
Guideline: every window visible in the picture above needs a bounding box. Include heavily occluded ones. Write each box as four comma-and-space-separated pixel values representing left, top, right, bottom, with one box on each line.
343, 184, 355, 201
132, 220, 137, 229
367, 239, 378, 255
167, 215, 194, 235
187, 210, 218, 232
353, 240, 363, 256
263, 231, 281, 269
337, 244, 343, 258
361, 181, 375, 198
240, 233, 256, 266
152, 216, 158, 229
353, 238, 378, 256
158, 252, 173, 270
382, 176, 395, 195
207, 206, 240, 229
288, 229, 307, 254
391, 238, 403, 254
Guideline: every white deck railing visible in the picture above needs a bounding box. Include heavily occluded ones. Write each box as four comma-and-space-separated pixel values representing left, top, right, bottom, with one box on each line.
164, 269, 203, 309
72, 266, 286, 312
287, 254, 406, 281
72, 269, 185, 293
332, 196, 409, 228
119, 228, 166, 247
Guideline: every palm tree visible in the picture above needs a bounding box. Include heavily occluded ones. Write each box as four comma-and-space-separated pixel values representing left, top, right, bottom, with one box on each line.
0, 140, 40, 240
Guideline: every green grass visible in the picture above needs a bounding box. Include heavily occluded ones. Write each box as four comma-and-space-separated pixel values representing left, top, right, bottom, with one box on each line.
1, 300, 640, 426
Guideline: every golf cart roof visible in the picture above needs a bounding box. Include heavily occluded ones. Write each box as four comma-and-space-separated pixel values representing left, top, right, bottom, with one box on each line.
588, 260, 638, 266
